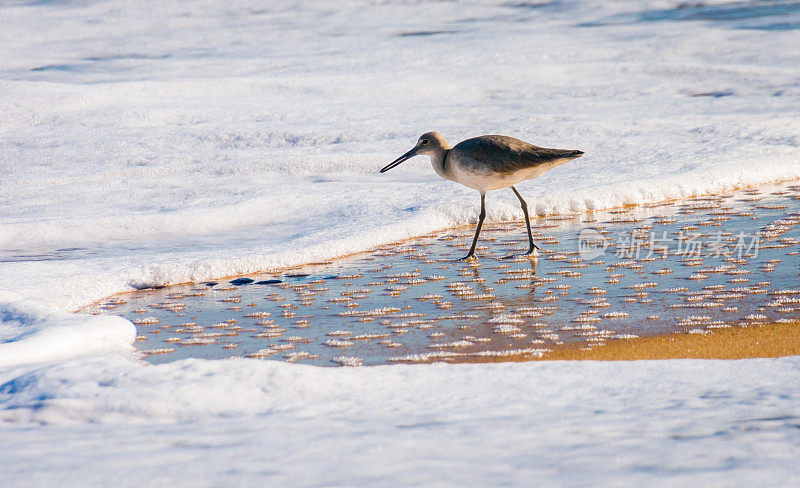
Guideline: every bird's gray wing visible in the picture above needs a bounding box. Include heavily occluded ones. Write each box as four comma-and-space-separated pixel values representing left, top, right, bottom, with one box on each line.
452, 135, 583, 175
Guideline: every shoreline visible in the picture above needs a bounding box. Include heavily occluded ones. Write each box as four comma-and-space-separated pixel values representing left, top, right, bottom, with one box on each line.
79, 176, 800, 312
83, 177, 800, 366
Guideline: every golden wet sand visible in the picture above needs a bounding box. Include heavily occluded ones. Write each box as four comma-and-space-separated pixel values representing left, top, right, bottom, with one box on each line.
463, 321, 800, 362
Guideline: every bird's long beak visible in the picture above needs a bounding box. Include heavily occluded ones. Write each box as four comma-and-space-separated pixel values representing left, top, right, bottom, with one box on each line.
380, 147, 417, 173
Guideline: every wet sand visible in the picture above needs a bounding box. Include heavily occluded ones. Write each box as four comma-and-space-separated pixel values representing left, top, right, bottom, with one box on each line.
84, 180, 800, 366
459, 321, 800, 362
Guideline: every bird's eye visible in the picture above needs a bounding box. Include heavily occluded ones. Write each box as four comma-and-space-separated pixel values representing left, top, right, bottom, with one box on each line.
421, 139, 429, 145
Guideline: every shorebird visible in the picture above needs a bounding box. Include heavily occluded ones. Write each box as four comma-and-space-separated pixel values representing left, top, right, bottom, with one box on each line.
381, 132, 583, 260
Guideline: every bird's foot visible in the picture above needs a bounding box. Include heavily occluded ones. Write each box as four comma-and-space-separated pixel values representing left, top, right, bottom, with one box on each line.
522, 242, 540, 256
458, 254, 478, 262
501, 248, 539, 260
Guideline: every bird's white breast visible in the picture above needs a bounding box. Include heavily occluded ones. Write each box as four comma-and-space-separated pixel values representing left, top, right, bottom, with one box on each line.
449, 159, 552, 194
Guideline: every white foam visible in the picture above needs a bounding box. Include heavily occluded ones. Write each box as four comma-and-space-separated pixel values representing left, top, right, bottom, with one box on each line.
0, 292, 135, 368
2, 356, 800, 485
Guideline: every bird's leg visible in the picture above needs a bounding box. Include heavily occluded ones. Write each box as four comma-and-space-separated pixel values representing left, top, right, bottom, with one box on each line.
462, 193, 486, 260
511, 186, 538, 254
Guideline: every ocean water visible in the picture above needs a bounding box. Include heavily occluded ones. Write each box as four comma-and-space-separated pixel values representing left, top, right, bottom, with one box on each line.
584, 0, 800, 30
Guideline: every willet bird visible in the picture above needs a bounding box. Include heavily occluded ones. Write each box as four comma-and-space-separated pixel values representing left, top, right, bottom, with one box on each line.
381, 132, 583, 260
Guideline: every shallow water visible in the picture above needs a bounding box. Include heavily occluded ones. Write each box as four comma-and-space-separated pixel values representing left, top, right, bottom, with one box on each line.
83, 181, 800, 366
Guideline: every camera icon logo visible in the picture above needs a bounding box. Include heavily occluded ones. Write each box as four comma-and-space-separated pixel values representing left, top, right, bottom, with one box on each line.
578, 229, 608, 260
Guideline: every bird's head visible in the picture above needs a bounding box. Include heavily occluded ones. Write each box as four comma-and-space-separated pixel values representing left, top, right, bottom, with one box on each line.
380, 132, 450, 173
